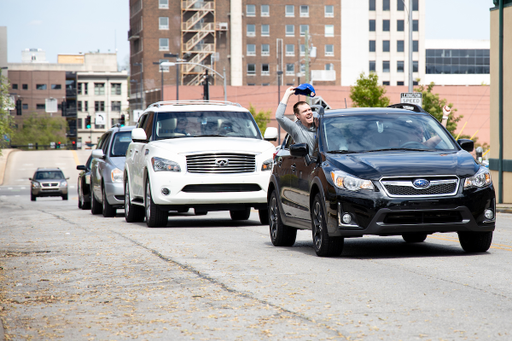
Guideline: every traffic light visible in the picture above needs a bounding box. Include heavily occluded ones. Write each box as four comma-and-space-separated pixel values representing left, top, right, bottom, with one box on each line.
202, 70, 209, 101
120, 114, 125, 127
16, 99, 22, 116
85, 115, 91, 129
57, 141, 61, 149
72, 140, 76, 150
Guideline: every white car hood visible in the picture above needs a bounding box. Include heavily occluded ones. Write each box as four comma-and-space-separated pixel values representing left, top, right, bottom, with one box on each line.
151, 137, 275, 155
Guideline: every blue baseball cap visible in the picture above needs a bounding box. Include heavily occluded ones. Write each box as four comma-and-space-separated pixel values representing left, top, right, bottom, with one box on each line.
294, 83, 316, 97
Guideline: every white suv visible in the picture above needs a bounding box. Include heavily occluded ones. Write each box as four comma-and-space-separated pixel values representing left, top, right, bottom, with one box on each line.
124, 100, 278, 227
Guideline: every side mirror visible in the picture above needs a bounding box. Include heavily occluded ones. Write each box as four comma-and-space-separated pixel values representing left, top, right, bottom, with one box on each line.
263, 127, 278, 141
66, 177, 70, 180
76, 165, 87, 171
458, 139, 474, 152
92, 149, 105, 159
290, 143, 309, 157
132, 128, 147, 142
28, 177, 33, 181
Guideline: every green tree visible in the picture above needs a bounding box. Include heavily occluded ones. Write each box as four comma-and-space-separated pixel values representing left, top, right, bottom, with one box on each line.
0, 76, 14, 155
11, 114, 68, 146
248, 103, 271, 134
350, 72, 390, 107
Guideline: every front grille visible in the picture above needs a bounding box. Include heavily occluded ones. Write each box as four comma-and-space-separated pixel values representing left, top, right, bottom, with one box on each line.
182, 184, 261, 192
383, 211, 463, 224
381, 176, 459, 197
42, 182, 59, 187
186, 153, 256, 174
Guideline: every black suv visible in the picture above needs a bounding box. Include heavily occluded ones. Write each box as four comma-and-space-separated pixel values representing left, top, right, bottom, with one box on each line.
268, 104, 495, 257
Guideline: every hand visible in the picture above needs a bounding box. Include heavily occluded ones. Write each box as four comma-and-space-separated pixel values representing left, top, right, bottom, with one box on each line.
281, 87, 296, 104
442, 105, 452, 118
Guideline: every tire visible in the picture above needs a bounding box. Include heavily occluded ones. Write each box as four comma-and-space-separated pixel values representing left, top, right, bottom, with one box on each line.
62, 194, 68, 201
458, 231, 493, 253
124, 181, 144, 222
31, 193, 36, 201
402, 233, 428, 243
269, 190, 296, 246
78, 191, 82, 208
258, 208, 269, 225
79, 188, 91, 210
194, 209, 208, 216
91, 190, 102, 214
230, 207, 251, 221
312, 193, 344, 257
145, 178, 168, 227
102, 186, 116, 217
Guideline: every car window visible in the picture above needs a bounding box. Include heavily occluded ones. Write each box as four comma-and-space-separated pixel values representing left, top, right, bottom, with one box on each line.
138, 114, 147, 129
154, 111, 261, 140
97, 133, 108, 150
142, 112, 154, 140
85, 155, 92, 169
35, 171, 64, 180
321, 113, 458, 152
110, 131, 133, 157
283, 134, 295, 150
102, 132, 112, 155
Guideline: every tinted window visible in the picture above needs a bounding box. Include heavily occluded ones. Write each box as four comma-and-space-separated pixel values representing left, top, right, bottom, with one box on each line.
35, 171, 64, 180
110, 131, 133, 157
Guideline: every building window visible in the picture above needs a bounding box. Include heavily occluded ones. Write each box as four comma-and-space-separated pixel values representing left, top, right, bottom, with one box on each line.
77, 83, 82, 95
159, 38, 169, 51
94, 83, 105, 95
22, 84, 28, 90
286, 25, 295, 36
300, 25, 309, 36
413, 20, 419, 32
413, 40, 419, 52
246, 5, 255, 16
262, 44, 270, 56
12, 84, 18, 90
261, 64, 270, 76
369, 20, 376, 32
286, 63, 295, 76
383, 20, 390, 32
325, 63, 334, 71
325, 5, 334, 17
22, 103, 28, 110
261, 5, 269, 16
369, 40, 376, 52
369, 0, 375, 11
111, 83, 121, 95
261, 24, 269, 36
36, 104, 45, 110
383, 61, 390, 73
84, 83, 88, 95
51, 84, 61, 90
78, 101, 82, 111
397, 81, 404, 85
397, 0, 404, 10
325, 25, 334, 37
325, 44, 334, 56
36, 84, 47, 90
426, 49, 490, 75
94, 101, 105, 111
397, 20, 404, 32
247, 44, 256, 56
383, 40, 390, 52
111, 101, 121, 112
247, 64, 256, 75
383, 0, 390, 11
413, 0, 418, 11
77, 118, 82, 129
413, 60, 419, 72
397, 61, 404, 73
285, 5, 294, 17
159, 0, 168, 9
159, 17, 169, 30
247, 24, 255, 36
383, 81, 390, 86
397, 40, 404, 52
84, 101, 88, 111
286, 44, 295, 56
300, 5, 309, 17
369, 61, 376, 72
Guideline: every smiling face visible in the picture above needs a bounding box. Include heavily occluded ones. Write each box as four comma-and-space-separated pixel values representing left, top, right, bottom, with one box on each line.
295, 103, 314, 128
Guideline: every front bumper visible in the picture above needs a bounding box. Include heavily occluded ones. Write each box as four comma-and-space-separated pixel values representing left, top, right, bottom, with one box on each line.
104, 181, 125, 206
32, 187, 68, 197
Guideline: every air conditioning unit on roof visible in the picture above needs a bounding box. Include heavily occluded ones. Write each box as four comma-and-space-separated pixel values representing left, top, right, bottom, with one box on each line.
216, 22, 228, 31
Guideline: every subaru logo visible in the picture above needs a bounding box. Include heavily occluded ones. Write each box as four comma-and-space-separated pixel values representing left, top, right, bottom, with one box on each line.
413, 179, 430, 189
215, 158, 229, 167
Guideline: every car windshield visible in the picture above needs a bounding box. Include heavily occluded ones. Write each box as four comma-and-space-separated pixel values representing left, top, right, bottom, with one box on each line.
321, 113, 458, 153
154, 111, 262, 140
35, 171, 64, 180
110, 131, 132, 157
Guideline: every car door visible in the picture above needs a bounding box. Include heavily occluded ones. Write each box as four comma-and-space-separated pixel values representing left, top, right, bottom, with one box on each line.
277, 135, 301, 220
91, 133, 108, 201
132, 112, 154, 198
97, 131, 113, 201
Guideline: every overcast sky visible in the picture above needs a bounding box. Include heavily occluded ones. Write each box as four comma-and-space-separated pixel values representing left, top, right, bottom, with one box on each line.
0, 0, 494, 67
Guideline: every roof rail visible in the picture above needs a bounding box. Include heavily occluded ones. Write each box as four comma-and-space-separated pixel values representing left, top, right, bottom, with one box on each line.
147, 100, 242, 109
387, 103, 426, 113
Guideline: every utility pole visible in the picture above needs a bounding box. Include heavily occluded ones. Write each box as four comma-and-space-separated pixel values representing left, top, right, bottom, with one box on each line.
408, 0, 413, 93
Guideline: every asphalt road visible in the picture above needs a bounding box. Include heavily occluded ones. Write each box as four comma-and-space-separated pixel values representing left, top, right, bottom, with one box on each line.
1, 150, 512, 340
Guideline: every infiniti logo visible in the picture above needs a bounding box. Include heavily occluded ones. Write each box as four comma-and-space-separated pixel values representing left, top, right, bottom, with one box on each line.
413, 179, 430, 189
215, 158, 229, 167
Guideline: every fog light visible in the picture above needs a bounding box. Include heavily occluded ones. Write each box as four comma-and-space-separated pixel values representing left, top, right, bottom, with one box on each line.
161, 188, 170, 195
484, 209, 494, 220
342, 213, 352, 224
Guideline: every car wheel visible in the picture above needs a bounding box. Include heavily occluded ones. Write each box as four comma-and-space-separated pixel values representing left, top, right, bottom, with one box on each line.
312, 193, 344, 257
31, 193, 36, 201
102, 186, 116, 217
78, 190, 82, 208
458, 231, 493, 253
124, 181, 144, 222
402, 233, 428, 243
230, 207, 251, 221
194, 209, 208, 216
258, 208, 269, 225
91, 190, 102, 215
269, 190, 296, 246
62, 194, 68, 201
145, 178, 168, 227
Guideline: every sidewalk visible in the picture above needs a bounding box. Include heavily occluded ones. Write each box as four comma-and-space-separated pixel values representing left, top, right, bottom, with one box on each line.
0, 149, 16, 186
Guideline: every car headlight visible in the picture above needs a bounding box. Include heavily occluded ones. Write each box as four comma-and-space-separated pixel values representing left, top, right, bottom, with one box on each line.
330, 170, 374, 191
61, 181, 68, 187
464, 167, 492, 189
31, 182, 40, 188
111, 168, 123, 182
151, 157, 181, 172
261, 158, 273, 171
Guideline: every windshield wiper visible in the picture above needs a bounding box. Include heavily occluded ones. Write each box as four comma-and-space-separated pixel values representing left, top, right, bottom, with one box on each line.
363, 148, 434, 152
327, 150, 358, 154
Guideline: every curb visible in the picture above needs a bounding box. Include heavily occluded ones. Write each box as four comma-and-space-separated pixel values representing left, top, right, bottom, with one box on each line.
0, 149, 17, 186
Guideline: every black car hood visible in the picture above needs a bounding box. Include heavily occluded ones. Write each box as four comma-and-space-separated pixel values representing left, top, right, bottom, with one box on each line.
327, 150, 479, 180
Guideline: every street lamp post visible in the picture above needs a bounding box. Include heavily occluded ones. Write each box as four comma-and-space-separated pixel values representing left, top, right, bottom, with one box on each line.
277, 70, 283, 145
400, 0, 414, 93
